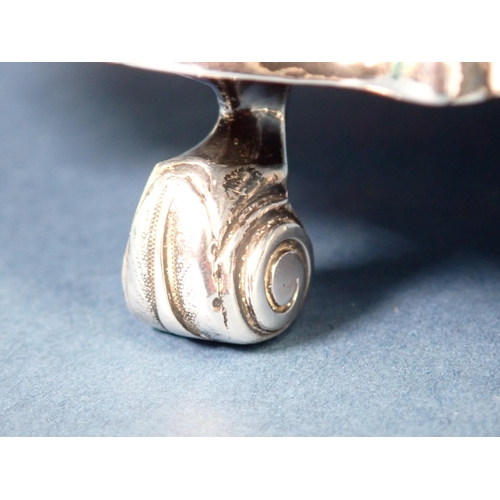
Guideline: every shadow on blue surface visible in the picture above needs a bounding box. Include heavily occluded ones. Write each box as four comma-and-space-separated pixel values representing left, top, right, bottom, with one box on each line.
1, 63, 499, 435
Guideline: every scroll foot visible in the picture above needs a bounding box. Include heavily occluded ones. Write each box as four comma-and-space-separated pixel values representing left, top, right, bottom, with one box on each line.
122, 79, 313, 344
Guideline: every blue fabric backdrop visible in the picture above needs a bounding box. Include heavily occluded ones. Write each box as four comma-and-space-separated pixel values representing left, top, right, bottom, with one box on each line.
1, 63, 499, 435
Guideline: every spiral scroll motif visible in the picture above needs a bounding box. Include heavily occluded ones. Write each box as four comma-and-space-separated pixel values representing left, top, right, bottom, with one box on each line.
234, 206, 312, 336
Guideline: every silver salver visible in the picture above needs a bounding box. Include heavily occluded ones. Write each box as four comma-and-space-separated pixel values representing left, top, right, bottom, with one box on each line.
122, 62, 499, 343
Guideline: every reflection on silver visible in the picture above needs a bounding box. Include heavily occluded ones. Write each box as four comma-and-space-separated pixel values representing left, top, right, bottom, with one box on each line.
125, 62, 500, 106
123, 80, 312, 344
123, 62, 499, 344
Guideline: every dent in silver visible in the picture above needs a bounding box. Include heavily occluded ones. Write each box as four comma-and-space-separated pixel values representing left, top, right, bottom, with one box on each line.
122, 80, 313, 344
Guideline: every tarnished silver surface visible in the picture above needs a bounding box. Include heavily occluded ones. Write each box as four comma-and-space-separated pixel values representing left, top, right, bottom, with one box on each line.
126, 62, 500, 106
123, 80, 312, 343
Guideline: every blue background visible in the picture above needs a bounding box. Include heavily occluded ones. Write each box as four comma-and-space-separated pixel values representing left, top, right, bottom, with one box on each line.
1, 63, 499, 435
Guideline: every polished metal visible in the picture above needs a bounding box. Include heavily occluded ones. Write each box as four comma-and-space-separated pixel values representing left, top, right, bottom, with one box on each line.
126, 62, 500, 106
123, 80, 312, 344
123, 62, 499, 344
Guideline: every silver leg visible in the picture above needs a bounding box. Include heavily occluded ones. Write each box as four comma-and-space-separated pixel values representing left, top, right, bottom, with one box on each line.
122, 79, 313, 344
